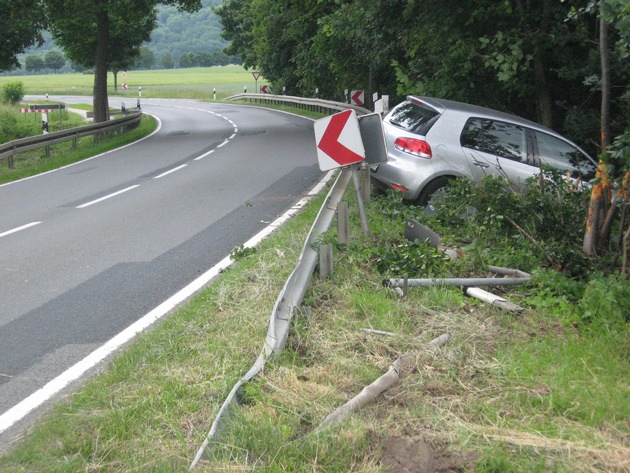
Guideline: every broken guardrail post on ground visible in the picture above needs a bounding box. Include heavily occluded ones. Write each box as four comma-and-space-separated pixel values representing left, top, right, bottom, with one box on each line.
316, 333, 451, 432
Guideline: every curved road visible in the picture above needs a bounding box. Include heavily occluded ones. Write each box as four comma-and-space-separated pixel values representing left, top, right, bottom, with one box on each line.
0, 97, 323, 445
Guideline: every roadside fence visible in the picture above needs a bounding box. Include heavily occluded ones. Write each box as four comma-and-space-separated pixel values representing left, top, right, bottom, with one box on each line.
0, 110, 142, 169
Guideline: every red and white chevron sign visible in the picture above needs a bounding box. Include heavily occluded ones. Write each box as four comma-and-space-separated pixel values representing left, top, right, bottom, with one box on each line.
350, 90, 364, 106
314, 109, 365, 171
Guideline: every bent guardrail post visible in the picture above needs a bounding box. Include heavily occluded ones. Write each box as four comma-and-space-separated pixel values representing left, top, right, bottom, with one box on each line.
189, 170, 352, 470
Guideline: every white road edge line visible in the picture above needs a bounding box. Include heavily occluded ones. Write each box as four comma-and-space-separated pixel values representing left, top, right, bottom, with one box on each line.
0, 222, 42, 239
76, 185, 140, 209
0, 170, 335, 435
154, 164, 188, 179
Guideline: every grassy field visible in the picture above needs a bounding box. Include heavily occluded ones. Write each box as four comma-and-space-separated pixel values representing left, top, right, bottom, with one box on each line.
0, 66, 261, 100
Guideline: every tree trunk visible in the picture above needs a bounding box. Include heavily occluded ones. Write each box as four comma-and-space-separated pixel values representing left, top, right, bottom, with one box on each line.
600, 19, 611, 152
533, 52, 554, 128
532, 0, 554, 128
583, 16, 614, 256
93, 4, 110, 123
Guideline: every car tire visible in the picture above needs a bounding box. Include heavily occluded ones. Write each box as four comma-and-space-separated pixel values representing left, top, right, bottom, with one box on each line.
416, 176, 453, 212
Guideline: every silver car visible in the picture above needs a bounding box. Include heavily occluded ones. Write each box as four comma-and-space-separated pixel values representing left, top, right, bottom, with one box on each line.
371, 96, 597, 207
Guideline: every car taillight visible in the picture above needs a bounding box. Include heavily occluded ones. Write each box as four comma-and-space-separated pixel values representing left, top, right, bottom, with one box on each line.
394, 137, 432, 159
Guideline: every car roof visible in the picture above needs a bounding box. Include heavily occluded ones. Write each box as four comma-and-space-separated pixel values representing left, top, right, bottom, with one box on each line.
407, 95, 561, 137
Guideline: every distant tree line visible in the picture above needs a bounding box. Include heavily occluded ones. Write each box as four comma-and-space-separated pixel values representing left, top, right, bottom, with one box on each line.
15, 46, 240, 75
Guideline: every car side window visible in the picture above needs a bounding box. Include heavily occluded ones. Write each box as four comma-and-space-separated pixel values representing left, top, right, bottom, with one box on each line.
461, 118, 527, 162
534, 131, 597, 181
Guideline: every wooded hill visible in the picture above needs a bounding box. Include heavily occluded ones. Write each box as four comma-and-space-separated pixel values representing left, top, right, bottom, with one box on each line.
14, 0, 231, 71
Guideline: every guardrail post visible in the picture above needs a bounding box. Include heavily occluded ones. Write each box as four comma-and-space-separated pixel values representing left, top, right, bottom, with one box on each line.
351, 166, 370, 235
360, 164, 371, 204
337, 202, 350, 245
319, 243, 333, 279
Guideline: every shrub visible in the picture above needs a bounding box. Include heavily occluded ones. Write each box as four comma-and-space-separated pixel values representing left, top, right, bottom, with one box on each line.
1, 81, 25, 105
430, 171, 595, 276
578, 274, 630, 329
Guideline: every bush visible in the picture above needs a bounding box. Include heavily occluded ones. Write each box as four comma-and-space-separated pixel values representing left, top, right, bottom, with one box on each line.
430, 171, 595, 276
1, 81, 25, 105
578, 274, 630, 330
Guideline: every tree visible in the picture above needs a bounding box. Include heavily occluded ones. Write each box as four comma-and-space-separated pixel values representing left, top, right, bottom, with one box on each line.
179, 52, 195, 68
0, 0, 46, 71
1, 81, 25, 104
135, 46, 156, 70
161, 51, 175, 69
581, 0, 630, 258
25, 55, 46, 74
44, 49, 66, 72
43, 0, 201, 122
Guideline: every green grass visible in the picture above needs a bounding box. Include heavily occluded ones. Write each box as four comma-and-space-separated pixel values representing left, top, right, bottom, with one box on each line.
0, 66, 260, 100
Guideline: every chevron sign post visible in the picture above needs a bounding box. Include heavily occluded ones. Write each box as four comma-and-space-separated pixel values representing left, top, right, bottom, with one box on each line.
314, 109, 365, 172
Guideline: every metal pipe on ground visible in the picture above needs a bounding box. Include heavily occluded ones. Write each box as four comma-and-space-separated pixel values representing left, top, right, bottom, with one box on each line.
383, 276, 530, 288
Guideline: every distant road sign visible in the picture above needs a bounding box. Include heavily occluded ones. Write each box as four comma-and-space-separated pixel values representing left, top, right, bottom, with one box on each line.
121, 71, 128, 79
252, 71, 261, 80
314, 110, 365, 171
260, 85, 270, 94
350, 90, 365, 106
122, 83, 128, 90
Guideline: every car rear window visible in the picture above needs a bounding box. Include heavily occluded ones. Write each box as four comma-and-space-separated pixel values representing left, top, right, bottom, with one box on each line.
387, 101, 439, 134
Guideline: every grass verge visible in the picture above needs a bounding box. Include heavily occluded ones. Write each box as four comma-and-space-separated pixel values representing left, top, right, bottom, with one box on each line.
0, 180, 627, 472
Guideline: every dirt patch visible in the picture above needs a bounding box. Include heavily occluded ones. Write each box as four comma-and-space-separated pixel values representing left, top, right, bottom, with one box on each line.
380, 436, 476, 473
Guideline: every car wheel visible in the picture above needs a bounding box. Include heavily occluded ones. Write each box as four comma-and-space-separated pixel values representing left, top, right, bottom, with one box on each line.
416, 176, 453, 213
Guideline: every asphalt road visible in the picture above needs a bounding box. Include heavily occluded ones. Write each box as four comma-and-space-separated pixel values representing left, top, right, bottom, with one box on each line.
0, 97, 323, 445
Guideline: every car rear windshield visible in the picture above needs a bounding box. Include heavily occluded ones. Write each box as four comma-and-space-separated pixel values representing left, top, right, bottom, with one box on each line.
387, 101, 439, 134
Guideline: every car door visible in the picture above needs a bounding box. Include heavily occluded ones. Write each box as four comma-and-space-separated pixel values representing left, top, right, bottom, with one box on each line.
460, 117, 538, 189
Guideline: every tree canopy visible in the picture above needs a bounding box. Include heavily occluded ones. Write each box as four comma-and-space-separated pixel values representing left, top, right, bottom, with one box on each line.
42, 0, 201, 122
0, 0, 46, 71
217, 0, 629, 158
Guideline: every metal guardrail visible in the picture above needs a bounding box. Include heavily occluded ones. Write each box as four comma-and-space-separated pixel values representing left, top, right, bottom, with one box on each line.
226, 93, 372, 116
0, 111, 142, 168
190, 169, 352, 469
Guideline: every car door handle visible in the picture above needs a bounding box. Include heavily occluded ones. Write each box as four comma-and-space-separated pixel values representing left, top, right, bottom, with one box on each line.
473, 161, 490, 168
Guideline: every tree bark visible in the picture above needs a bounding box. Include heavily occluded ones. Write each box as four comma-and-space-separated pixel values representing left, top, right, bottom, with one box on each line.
600, 18, 611, 152
583, 16, 614, 256
93, 3, 110, 123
